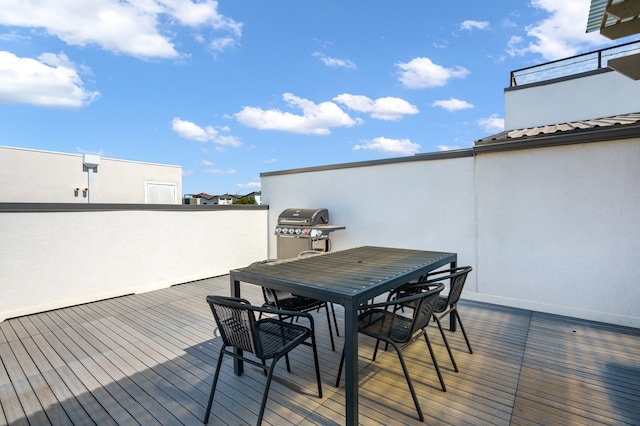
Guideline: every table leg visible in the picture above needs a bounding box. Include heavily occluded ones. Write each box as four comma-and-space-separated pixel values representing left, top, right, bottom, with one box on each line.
344, 299, 359, 425
449, 260, 458, 332
230, 276, 244, 375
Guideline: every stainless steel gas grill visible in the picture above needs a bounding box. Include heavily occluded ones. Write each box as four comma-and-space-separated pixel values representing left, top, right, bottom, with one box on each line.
275, 208, 345, 259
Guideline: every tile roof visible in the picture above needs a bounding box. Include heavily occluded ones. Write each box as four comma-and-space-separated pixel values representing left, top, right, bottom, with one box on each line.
475, 112, 640, 145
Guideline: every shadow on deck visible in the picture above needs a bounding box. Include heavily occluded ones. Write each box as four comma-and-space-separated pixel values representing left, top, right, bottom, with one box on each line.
1, 275, 639, 425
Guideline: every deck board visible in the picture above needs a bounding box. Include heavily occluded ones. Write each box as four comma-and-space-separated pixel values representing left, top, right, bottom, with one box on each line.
1, 275, 639, 425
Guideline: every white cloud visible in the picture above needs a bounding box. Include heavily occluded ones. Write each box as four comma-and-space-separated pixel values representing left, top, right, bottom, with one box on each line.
508, 0, 605, 61
396, 57, 470, 89
432, 98, 474, 111
0, 0, 242, 59
204, 168, 236, 174
234, 93, 362, 135
0, 51, 99, 107
264, 158, 277, 164
502, 18, 517, 29
461, 20, 489, 31
477, 114, 505, 133
0, 31, 29, 41
353, 136, 421, 156
312, 52, 356, 69
209, 37, 238, 52
334, 94, 419, 121
236, 181, 261, 189
433, 40, 449, 49
438, 145, 463, 151
171, 118, 242, 146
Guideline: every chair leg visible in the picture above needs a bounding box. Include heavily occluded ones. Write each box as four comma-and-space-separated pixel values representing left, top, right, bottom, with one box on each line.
329, 303, 340, 336
453, 309, 473, 354
372, 339, 382, 361
324, 304, 336, 351
284, 354, 291, 372
310, 329, 323, 398
257, 340, 322, 425
422, 329, 447, 392
257, 357, 280, 425
432, 315, 458, 372
335, 347, 345, 387
203, 346, 226, 423
387, 340, 424, 422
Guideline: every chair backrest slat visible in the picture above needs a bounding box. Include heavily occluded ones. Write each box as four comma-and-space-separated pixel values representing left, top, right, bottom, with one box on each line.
444, 266, 472, 307
207, 296, 258, 355
417, 266, 472, 308
410, 284, 444, 333
262, 287, 296, 306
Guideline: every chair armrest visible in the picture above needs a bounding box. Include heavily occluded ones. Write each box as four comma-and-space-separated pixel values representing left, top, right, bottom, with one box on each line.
421, 266, 472, 283
362, 283, 444, 312
206, 295, 316, 329
251, 303, 316, 329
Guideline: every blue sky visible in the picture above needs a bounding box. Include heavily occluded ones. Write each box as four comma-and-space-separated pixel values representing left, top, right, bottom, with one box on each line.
0, 0, 633, 196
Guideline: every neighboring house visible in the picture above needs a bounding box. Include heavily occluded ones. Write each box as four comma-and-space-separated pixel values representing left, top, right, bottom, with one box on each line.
183, 193, 240, 205
235, 191, 262, 205
0, 146, 182, 204
182, 194, 201, 205
214, 194, 239, 205
184, 192, 215, 205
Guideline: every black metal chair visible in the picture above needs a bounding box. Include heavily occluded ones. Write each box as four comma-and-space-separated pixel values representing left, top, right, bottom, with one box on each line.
251, 259, 340, 351
334, 283, 450, 422
203, 295, 322, 425
392, 266, 474, 355
419, 266, 474, 354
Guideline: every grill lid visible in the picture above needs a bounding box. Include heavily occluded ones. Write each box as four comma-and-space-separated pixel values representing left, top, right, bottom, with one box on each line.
278, 208, 329, 226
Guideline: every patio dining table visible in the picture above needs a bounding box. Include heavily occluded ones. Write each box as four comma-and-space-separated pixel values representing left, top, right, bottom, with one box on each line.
230, 245, 457, 425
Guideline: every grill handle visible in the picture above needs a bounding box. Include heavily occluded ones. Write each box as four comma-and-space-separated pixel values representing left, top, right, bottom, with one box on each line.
279, 219, 309, 225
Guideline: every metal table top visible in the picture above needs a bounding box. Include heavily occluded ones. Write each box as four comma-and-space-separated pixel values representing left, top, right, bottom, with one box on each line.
231, 245, 456, 305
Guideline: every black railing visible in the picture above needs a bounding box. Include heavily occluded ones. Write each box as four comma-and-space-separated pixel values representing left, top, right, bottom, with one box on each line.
510, 40, 640, 87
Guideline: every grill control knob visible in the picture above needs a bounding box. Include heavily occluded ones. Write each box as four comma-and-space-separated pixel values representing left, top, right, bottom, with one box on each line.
275, 227, 282, 234
295, 228, 302, 235
288, 228, 295, 234
316, 230, 323, 236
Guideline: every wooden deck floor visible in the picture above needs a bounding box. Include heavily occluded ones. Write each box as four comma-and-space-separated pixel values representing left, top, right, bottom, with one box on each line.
1, 275, 639, 425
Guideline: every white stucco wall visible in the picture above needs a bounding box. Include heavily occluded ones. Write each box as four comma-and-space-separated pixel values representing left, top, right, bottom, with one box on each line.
0, 207, 268, 321
0, 146, 182, 203
261, 154, 478, 283
261, 140, 640, 328
3, 140, 639, 328
475, 139, 640, 327
505, 70, 640, 130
